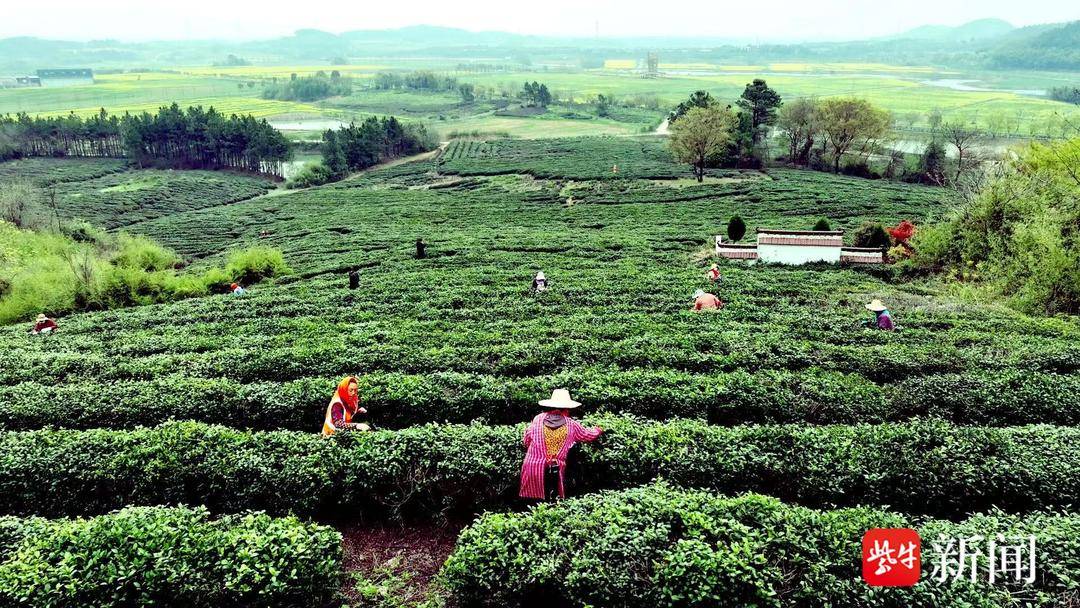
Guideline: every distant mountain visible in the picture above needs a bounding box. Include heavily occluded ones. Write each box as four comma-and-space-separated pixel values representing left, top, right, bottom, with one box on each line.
888, 18, 1015, 41
990, 20, 1080, 70
1, 20, 1078, 74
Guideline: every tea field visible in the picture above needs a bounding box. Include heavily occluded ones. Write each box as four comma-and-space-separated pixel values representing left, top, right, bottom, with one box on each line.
2, 158, 276, 229
0, 137, 1077, 605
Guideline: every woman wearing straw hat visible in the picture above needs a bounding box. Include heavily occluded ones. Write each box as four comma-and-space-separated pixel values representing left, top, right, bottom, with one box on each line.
863, 299, 895, 331
30, 314, 58, 335
691, 289, 724, 311
519, 389, 603, 501
706, 263, 721, 283
531, 271, 548, 293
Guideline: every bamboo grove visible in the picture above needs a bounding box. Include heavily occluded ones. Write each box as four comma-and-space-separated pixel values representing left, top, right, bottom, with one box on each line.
0, 104, 292, 178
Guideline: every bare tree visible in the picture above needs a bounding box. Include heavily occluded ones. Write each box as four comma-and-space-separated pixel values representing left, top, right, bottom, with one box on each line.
942, 122, 983, 183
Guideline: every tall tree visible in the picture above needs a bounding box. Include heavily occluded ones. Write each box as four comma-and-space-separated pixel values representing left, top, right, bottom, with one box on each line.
816, 98, 891, 173
669, 90, 718, 123
736, 79, 782, 144
322, 130, 346, 178
918, 140, 947, 186
668, 106, 737, 182
537, 84, 552, 108
777, 98, 819, 165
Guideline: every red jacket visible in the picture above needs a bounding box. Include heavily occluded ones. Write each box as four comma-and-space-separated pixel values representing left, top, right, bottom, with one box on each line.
693, 294, 723, 310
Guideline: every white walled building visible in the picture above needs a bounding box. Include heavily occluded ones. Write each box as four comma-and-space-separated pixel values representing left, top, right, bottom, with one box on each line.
715, 228, 883, 265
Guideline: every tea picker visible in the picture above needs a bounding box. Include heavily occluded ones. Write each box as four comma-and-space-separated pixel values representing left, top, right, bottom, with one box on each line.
322, 376, 370, 435
519, 389, 604, 501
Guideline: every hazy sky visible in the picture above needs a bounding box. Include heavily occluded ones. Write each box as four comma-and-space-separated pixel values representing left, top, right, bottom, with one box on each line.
3, 0, 1077, 42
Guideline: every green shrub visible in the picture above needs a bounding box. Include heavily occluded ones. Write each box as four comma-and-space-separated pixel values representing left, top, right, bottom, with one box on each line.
442, 484, 1079, 607
0, 506, 341, 608
813, 217, 832, 231
286, 162, 335, 189
0, 419, 1075, 519
909, 139, 1080, 314
852, 220, 890, 249
223, 246, 291, 286
111, 233, 181, 271
0, 221, 288, 321
726, 215, 747, 241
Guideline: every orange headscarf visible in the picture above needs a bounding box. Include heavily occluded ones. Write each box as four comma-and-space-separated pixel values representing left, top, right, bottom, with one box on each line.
336, 376, 359, 412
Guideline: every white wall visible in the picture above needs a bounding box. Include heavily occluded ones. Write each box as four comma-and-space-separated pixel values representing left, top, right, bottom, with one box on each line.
758, 244, 841, 265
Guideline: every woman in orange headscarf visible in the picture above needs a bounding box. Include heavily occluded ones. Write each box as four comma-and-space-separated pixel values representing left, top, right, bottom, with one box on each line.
322, 376, 369, 436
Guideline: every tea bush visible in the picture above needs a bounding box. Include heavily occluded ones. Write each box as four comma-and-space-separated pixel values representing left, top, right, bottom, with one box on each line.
0, 368, 1076, 431
442, 484, 1080, 607
0, 418, 1075, 519
0, 506, 341, 608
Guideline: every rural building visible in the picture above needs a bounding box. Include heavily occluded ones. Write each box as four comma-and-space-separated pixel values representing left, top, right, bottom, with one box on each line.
0, 76, 41, 88
36, 68, 94, 87
715, 228, 884, 265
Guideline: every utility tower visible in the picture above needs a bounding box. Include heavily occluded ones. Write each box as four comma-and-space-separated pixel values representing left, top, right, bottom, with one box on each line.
645, 52, 659, 78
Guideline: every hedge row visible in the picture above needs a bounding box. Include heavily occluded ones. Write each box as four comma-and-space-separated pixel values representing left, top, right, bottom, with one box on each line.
4, 368, 1077, 431
0, 506, 341, 608
0, 418, 1076, 519
441, 484, 1080, 607
6, 328, 1078, 386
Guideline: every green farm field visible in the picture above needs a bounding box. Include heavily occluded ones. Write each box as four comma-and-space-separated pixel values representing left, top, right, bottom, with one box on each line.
3, 63, 1078, 138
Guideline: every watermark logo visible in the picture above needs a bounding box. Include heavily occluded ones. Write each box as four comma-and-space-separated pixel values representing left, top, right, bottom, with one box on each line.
929, 534, 1036, 585
862, 528, 921, 587
863, 529, 1038, 587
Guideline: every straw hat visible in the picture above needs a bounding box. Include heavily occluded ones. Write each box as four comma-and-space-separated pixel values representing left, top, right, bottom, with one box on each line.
710, 263, 718, 270
865, 299, 888, 312
692, 289, 706, 300
538, 388, 581, 409
35, 313, 47, 322
535, 271, 546, 280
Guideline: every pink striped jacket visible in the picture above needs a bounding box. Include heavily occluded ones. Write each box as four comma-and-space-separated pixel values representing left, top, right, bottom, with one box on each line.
519, 414, 603, 500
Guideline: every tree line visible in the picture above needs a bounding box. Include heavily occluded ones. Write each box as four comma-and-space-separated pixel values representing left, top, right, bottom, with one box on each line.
0, 105, 292, 178
262, 71, 353, 102
519, 82, 552, 108
288, 116, 437, 188
1048, 86, 1080, 106
669, 80, 986, 186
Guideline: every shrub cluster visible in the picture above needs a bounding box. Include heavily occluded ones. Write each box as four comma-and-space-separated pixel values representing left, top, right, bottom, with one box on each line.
0, 506, 341, 608
0, 219, 290, 323
442, 484, 1080, 607
0, 418, 1075, 519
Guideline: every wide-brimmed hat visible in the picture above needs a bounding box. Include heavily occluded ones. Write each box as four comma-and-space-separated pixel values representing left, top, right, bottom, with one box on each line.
35, 313, 47, 322
535, 271, 546, 280
539, 388, 581, 409
710, 263, 718, 270
865, 299, 888, 312
692, 289, 706, 300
